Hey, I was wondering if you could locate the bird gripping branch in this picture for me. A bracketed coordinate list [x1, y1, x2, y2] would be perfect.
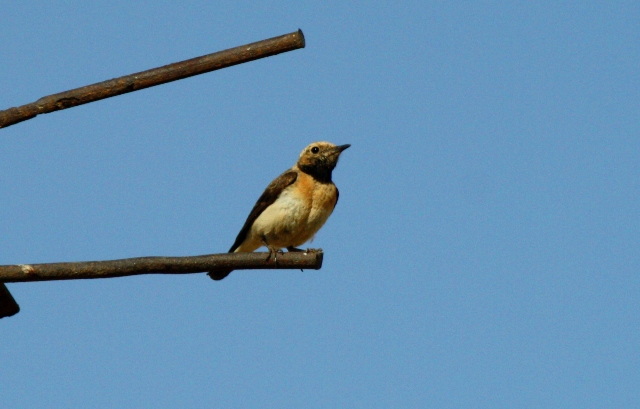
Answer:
[208, 141, 350, 280]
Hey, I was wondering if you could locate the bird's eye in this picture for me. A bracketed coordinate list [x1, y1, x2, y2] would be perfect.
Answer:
[311, 146, 319, 154]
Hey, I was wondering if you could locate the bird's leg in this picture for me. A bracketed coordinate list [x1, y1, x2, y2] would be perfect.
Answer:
[262, 236, 283, 265]
[269, 246, 283, 265]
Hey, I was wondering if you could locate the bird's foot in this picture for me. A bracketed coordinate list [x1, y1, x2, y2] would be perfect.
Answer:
[266, 245, 284, 265]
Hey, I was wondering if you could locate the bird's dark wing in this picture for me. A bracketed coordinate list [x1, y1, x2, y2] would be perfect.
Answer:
[334, 186, 340, 209]
[228, 169, 298, 252]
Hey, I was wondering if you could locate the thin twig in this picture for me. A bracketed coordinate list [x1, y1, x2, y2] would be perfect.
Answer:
[0, 29, 305, 129]
[0, 250, 323, 283]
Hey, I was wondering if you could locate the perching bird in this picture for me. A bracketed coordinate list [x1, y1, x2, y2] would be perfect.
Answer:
[208, 141, 350, 280]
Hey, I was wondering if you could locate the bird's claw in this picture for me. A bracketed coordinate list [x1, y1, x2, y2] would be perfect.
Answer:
[266, 246, 284, 265]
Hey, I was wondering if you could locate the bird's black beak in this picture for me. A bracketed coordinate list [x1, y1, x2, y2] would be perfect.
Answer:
[335, 144, 351, 153]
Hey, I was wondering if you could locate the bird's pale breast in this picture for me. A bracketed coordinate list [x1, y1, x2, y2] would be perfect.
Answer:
[239, 171, 337, 251]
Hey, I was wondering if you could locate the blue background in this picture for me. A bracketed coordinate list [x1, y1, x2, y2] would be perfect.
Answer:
[1, 2, 638, 407]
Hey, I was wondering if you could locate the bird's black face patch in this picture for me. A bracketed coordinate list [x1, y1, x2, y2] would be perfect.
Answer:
[298, 142, 350, 183]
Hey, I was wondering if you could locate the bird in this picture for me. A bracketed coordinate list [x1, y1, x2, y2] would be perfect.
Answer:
[208, 141, 350, 280]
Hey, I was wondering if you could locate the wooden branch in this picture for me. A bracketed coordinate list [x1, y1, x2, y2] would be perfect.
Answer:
[0, 283, 20, 319]
[0, 250, 323, 318]
[0, 29, 305, 129]
[0, 250, 323, 283]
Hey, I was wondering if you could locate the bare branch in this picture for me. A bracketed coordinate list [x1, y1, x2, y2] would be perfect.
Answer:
[0, 29, 305, 129]
[0, 250, 323, 318]
[0, 250, 323, 283]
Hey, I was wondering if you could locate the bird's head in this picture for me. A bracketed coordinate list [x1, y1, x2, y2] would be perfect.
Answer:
[297, 141, 350, 182]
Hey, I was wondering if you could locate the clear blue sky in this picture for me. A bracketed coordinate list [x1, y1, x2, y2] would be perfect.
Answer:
[1, 2, 638, 407]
